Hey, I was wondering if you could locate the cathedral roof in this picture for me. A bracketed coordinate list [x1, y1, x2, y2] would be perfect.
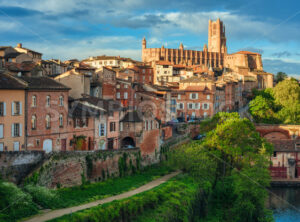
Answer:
[233, 51, 260, 55]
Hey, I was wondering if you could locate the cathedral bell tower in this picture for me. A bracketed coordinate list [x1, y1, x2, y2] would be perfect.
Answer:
[208, 19, 227, 54]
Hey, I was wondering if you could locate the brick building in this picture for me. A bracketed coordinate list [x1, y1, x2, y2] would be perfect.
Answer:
[20, 76, 70, 152]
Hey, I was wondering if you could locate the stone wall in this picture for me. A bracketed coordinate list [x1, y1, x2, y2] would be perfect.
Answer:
[0, 148, 147, 188]
[0, 151, 46, 184]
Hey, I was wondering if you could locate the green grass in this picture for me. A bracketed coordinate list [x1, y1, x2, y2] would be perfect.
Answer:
[1, 164, 173, 222]
[49, 174, 200, 222]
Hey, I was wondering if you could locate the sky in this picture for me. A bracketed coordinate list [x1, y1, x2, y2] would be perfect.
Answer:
[0, 0, 300, 78]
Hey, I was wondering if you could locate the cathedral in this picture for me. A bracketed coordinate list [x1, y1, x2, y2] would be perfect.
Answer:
[142, 19, 263, 72]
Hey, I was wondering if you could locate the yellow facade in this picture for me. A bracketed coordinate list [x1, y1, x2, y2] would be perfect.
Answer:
[0, 89, 26, 151]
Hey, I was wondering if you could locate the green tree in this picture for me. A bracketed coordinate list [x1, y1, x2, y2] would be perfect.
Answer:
[249, 95, 278, 123]
[273, 79, 300, 124]
[275, 72, 287, 83]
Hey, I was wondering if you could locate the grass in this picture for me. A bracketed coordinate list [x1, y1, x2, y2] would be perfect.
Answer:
[49, 174, 200, 222]
[0, 164, 173, 222]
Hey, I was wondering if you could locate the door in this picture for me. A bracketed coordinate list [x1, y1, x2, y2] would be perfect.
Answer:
[13, 142, 19, 151]
[61, 139, 66, 151]
[43, 139, 52, 153]
[108, 138, 114, 150]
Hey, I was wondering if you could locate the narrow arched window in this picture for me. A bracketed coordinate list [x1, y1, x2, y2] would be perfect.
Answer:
[59, 96, 64, 107]
[46, 114, 51, 129]
[59, 114, 63, 127]
[31, 115, 36, 130]
[46, 96, 51, 107]
[32, 96, 37, 107]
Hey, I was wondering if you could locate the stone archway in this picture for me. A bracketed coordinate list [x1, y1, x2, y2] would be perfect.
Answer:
[121, 137, 135, 148]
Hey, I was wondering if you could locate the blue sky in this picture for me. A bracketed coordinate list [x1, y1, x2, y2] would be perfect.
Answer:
[0, 0, 300, 77]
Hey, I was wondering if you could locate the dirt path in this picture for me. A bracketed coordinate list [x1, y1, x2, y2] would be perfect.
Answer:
[24, 171, 181, 222]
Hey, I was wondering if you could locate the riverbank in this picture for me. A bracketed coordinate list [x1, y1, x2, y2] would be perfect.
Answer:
[271, 179, 300, 187]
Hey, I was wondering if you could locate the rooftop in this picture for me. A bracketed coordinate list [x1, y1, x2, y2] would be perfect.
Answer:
[19, 76, 70, 91]
[0, 72, 27, 89]
[120, 111, 143, 122]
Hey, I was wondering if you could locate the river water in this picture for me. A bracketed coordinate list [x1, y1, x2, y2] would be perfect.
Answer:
[268, 187, 300, 221]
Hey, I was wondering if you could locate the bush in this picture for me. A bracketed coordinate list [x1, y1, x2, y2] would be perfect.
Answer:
[0, 180, 38, 221]
[24, 184, 60, 209]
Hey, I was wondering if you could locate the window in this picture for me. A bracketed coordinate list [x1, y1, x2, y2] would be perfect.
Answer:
[177, 103, 184, 110]
[124, 84, 128, 89]
[195, 103, 200, 110]
[0, 124, 3, 138]
[149, 76, 152, 81]
[110, 122, 116, 132]
[46, 114, 51, 129]
[273, 152, 277, 157]
[31, 115, 37, 130]
[124, 92, 128, 99]
[120, 122, 123, 131]
[171, 107, 176, 113]
[116, 84, 120, 89]
[188, 103, 194, 110]
[0, 143, 3, 151]
[207, 95, 210, 100]
[116, 92, 120, 99]
[190, 93, 198, 100]
[178, 94, 181, 100]
[32, 96, 36, 107]
[142, 69, 145, 74]
[171, 99, 176, 105]
[36, 139, 40, 147]
[99, 123, 106, 136]
[46, 96, 50, 107]
[12, 102, 21, 115]
[142, 76, 145, 81]
[59, 96, 64, 106]
[59, 114, 63, 127]
[134, 93, 137, 99]
[12, 123, 21, 137]
[0, 102, 5, 116]
[203, 103, 209, 110]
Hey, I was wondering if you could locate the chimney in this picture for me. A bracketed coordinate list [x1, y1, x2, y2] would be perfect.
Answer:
[17, 43, 22, 48]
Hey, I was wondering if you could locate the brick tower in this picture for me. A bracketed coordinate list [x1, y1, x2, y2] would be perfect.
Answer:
[208, 19, 227, 53]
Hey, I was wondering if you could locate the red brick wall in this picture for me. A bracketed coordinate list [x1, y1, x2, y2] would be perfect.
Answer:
[26, 90, 69, 151]
[162, 126, 172, 140]
[140, 129, 159, 155]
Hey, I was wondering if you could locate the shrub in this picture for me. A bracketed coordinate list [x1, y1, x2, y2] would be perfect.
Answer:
[0, 180, 38, 221]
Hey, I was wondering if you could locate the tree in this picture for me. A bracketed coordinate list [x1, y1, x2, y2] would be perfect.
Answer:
[273, 79, 300, 124]
[249, 95, 279, 123]
[275, 72, 287, 83]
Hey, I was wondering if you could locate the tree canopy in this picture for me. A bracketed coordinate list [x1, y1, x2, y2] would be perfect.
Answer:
[249, 79, 300, 124]
[171, 112, 273, 222]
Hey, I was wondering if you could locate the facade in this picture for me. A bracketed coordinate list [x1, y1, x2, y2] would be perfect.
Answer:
[0, 73, 27, 151]
[55, 69, 91, 99]
[20, 77, 70, 152]
[256, 125, 300, 179]
[40, 59, 68, 77]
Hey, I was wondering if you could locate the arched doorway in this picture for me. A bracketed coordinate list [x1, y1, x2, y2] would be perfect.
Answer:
[43, 139, 52, 153]
[121, 137, 135, 148]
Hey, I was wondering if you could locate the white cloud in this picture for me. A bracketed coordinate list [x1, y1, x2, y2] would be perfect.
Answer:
[22, 35, 142, 61]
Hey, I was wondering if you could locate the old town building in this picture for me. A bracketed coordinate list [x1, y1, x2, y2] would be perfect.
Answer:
[0, 73, 27, 151]
[20, 76, 70, 152]
[14, 43, 42, 63]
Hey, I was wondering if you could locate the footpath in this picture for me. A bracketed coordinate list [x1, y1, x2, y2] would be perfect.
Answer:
[24, 171, 181, 222]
